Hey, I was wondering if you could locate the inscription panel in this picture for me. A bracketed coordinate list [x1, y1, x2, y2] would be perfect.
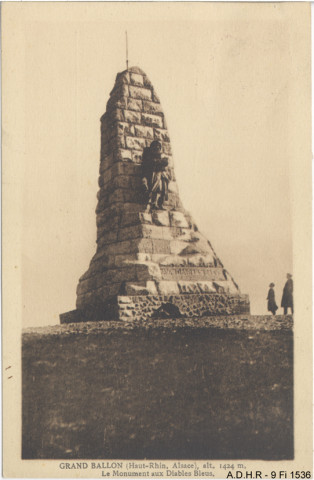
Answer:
[160, 266, 225, 281]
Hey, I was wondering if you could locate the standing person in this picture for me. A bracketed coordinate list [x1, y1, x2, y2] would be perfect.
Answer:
[281, 273, 294, 315]
[267, 283, 278, 315]
[141, 141, 171, 211]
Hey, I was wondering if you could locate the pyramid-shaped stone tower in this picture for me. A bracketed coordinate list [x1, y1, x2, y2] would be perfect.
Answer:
[60, 67, 250, 323]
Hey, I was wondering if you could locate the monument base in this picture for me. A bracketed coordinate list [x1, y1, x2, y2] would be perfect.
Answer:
[60, 293, 250, 324]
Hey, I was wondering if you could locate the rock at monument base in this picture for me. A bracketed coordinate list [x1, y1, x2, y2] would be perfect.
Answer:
[60, 292, 250, 324]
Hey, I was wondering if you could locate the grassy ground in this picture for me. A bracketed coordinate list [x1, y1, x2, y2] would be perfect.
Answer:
[22, 322, 293, 460]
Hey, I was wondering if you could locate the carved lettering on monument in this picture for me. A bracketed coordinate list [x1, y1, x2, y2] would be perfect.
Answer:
[160, 266, 225, 281]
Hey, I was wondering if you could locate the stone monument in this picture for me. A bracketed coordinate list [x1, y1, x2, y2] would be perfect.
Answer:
[60, 66, 250, 323]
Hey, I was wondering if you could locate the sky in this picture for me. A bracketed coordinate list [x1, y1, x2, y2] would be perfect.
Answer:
[2, 3, 310, 327]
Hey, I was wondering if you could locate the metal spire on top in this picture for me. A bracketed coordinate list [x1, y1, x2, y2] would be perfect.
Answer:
[125, 31, 129, 71]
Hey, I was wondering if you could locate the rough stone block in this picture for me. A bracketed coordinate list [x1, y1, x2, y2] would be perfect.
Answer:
[130, 73, 144, 86]
[97, 282, 121, 298]
[76, 291, 94, 309]
[91, 254, 115, 270]
[132, 150, 143, 163]
[115, 162, 141, 176]
[117, 296, 132, 304]
[117, 122, 135, 136]
[152, 211, 170, 227]
[99, 154, 114, 173]
[165, 192, 180, 209]
[141, 113, 163, 128]
[123, 190, 142, 204]
[109, 135, 125, 150]
[174, 253, 215, 267]
[100, 117, 109, 133]
[95, 196, 108, 214]
[110, 108, 124, 122]
[124, 110, 141, 124]
[125, 283, 149, 295]
[168, 165, 175, 178]
[110, 83, 129, 99]
[170, 211, 189, 228]
[113, 253, 139, 267]
[129, 85, 152, 101]
[112, 175, 134, 190]
[120, 211, 152, 227]
[120, 202, 144, 214]
[167, 181, 178, 195]
[145, 138, 153, 148]
[135, 238, 153, 254]
[127, 98, 142, 112]
[154, 128, 170, 142]
[149, 238, 171, 254]
[128, 66, 146, 75]
[152, 90, 160, 103]
[97, 187, 107, 201]
[179, 281, 216, 294]
[98, 175, 105, 188]
[59, 309, 81, 324]
[97, 229, 119, 247]
[106, 95, 128, 111]
[100, 140, 111, 157]
[120, 212, 140, 227]
[109, 189, 125, 204]
[146, 280, 158, 294]
[162, 142, 172, 155]
[170, 239, 189, 255]
[120, 310, 133, 318]
[125, 281, 158, 295]
[105, 240, 133, 255]
[140, 212, 153, 224]
[157, 281, 180, 295]
[118, 224, 142, 242]
[130, 176, 142, 190]
[136, 263, 162, 282]
[98, 267, 137, 286]
[142, 224, 173, 241]
[97, 216, 120, 237]
[126, 136, 146, 151]
[114, 149, 133, 162]
[224, 280, 239, 294]
[114, 71, 130, 87]
[76, 276, 98, 296]
[142, 100, 163, 115]
[134, 125, 154, 139]
[137, 252, 152, 262]
[155, 254, 185, 266]
[100, 112, 107, 123]
[167, 227, 182, 240]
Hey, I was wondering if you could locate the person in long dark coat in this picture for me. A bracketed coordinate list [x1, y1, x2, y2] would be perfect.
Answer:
[141, 141, 171, 210]
[267, 283, 278, 315]
[281, 273, 293, 315]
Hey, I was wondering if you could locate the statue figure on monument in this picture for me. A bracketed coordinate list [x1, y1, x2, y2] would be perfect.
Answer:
[141, 140, 171, 210]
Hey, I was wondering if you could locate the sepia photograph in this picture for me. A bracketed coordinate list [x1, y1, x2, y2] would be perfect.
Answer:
[2, 2, 312, 477]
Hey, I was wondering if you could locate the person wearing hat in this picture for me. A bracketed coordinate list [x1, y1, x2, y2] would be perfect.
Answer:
[281, 273, 294, 315]
[267, 283, 278, 315]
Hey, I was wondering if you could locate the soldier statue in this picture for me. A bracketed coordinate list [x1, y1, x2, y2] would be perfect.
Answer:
[141, 140, 171, 210]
